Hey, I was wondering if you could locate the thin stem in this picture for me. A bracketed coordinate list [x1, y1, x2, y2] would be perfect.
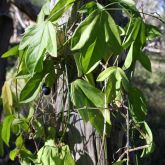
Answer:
[118, 145, 149, 161]
[126, 106, 130, 165]
[97, 64, 108, 165]
[60, 64, 70, 143]
[139, 11, 165, 24]
[104, 2, 120, 8]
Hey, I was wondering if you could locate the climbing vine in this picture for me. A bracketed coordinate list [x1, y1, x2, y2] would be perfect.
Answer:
[0, 0, 162, 164]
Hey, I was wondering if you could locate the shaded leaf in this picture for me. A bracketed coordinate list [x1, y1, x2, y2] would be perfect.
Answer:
[19, 73, 44, 103]
[141, 122, 155, 157]
[112, 159, 127, 165]
[138, 52, 152, 72]
[128, 88, 147, 122]
[0, 124, 4, 157]
[71, 79, 111, 135]
[145, 24, 161, 40]
[1, 115, 15, 146]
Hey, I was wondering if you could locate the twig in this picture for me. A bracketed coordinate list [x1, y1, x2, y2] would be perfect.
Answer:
[139, 11, 165, 24]
[118, 145, 149, 161]
[126, 105, 130, 165]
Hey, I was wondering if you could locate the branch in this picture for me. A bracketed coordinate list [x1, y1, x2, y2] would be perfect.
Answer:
[10, 0, 40, 21]
[118, 145, 149, 161]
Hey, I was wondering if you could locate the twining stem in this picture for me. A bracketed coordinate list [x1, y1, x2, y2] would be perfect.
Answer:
[126, 106, 130, 165]
[97, 64, 108, 165]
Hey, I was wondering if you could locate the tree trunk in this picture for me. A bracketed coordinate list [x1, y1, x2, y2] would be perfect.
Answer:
[0, 0, 13, 114]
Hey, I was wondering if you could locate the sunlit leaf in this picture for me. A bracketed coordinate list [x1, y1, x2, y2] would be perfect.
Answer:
[97, 67, 117, 82]
[9, 148, 19, 161]
[71, 10, 99, 50]
[47, 22, 57, 57]
[72, 9, 122, 73]
[48, 0, 75, 22]
[1, 45, 19, 58]
[37, 140, 75, 165]
[123, 42, 134, 70]
[16, 134, 23, 148]
[1, 81, 13, 115]
[122, 18, 141, 48]
[19, 21, 57, 73]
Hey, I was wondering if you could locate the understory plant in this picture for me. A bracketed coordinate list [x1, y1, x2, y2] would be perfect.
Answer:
[0, 0, 162, 164]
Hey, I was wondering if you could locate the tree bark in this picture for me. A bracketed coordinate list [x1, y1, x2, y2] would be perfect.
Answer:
[0, 0, 13, 111]
[10, 0, 40, 21]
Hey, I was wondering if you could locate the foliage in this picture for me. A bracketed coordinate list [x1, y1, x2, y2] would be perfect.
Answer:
[0, 0, 161, 164]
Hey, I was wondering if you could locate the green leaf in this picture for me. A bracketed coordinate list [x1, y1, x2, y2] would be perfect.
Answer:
[48, 0, 75, 22]
[1, 115, 15, 146]
[112, 159, 127, 165]
[74, 79, 104, 108]
[19, 21, 57, 73]
[16, 134, 23, 148]
[9, 148, 19, 161]
[1, 45, 19, 58]
[71, 10, 99, 51]
[128, 88, 147, 122]
[64, 152, 75, 165]
[37, 2, 50, 23]
[140, 20, 146, 46]
[114, 0, 139, 16]
[145, 24, 161, 40]
[140, 122, 155, 157]
[123, 18, 141, 48]
[79, 1, 98, 14]
[0, 124, 4, 157]
[46, 22, 57, 57]
[1, 81, 13, 115]
[97, 67, 117, 81]
[97, 67, 130, 103]
[123, 42, 134, 70]
[117, 0, 136, 6]
[71, 79, 111, 135]
[20, 72, 44, 103]
[72, 9, 122, 73]
[24, 22, 48, 73]
[138, 52, 152, 72]
[37, 140, 75, 165]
